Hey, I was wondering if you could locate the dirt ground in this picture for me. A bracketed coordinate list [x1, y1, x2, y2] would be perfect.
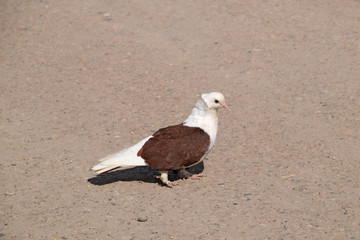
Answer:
[1, 0, 360, 239]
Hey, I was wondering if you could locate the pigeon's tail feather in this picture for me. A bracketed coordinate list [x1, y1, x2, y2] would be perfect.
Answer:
[91, 161, 121, 175]
[91, 136, 152, 175]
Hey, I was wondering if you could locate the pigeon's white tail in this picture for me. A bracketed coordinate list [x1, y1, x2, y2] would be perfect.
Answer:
[91, 136, 151, 174]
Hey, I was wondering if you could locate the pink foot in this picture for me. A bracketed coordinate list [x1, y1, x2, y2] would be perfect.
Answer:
[189, 173, 203, 180]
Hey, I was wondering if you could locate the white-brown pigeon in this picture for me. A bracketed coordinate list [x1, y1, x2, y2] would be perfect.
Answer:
[91, 92, 228, 187]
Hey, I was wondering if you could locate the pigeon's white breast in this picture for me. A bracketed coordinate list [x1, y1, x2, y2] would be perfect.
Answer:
[183, 109, 219, 151]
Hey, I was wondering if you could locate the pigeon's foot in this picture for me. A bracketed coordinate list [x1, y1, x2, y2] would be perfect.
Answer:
[156, 171, 174, 188]
[189, 173, 203, 180]
[178, 168, 203, 180]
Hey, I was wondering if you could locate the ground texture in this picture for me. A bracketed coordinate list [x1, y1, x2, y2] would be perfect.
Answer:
[1, 0, 360, 239]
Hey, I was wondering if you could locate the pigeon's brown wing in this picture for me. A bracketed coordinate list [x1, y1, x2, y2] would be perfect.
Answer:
[137, 124, 210, 170]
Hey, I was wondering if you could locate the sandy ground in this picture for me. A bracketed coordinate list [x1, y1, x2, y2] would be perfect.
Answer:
[1, 0, 360, 239]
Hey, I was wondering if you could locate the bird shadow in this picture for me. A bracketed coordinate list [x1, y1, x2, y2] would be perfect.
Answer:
[87, 161, 204, 186]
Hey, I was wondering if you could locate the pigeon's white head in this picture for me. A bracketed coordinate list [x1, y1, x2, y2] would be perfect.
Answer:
[201, 92, 228, 110]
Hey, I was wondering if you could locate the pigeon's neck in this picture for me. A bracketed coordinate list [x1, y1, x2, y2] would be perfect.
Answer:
[183, 99, 219, 149]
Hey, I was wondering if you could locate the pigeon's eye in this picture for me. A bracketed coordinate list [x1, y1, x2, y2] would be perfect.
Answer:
[214, 99, 219, 103]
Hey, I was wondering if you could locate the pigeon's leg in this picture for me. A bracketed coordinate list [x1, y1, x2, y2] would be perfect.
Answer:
[178, 168, 203, 180]
[178, 168, 192, 179]
[157, 171, 173, 188]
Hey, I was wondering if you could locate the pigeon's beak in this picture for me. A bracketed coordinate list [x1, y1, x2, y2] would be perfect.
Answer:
[222, 103, 229, 109]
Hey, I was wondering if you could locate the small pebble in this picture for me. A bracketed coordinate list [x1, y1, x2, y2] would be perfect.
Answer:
[137, 216, 148, 222]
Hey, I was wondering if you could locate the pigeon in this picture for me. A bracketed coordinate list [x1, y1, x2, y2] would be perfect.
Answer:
[91, 92, 228, 187]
